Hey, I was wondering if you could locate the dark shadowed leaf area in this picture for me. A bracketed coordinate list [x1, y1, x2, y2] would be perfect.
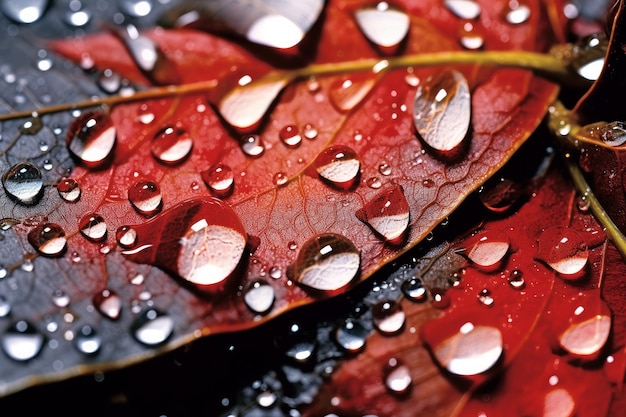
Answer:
[0, 0, 625, 416]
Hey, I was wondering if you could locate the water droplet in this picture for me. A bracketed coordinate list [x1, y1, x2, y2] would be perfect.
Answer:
[1, 320, 45, 361]
[356, 184, 410, 244]
[121, 197, 247, 287]
[240, 134, 265, 157]
[0, 218, 19, 230]
[432, 287, 451, 309]
[303, 123, 318, 139]
[116, 225, 138, 249]
[404, 69, 419, 87]
[274, 323, 316, 363]
[598, 121, 626, 147]
[334, 318, 368, 353]
[79, 213, 108, 242]
[503, 0, 531, 24]
[52, 289, 70, 307]
[414, 69, 470, 154]
[479, 178, 525, 213]
[93, 289, 122, 320]
[131, 308, 173, 346]
[383, 357, 412, 395]
[378, 162, 392, 176]
[354, 2, 410, 50]
[202, 163, 234, 198]
[21, 259, 34, 272]
[571, 34, 607, 81]
[97, 69, 122, 93]
[536, 227, 588, 278]
[314, 145, 361, 189]
[74, 325, 102, 355]
[243, 279, 275, 315]
[422, 178, 435, 188]
[291, 233, 360, 292]
[2, 162, 43, 205]
[576, 195, 590, 213]
[128, 179, 162, 216]
[477, 288, 494, 307]
[559, 314, 610, 358]
[28, 223, 67, 257]
[118, 0, 153, 17]
[464, 231, 510, 270]
[66, 111, 116, 168]
[329, 74, 377, 112]
[273, 172, 288, 186]
[57, 177, 81, 202]
[279, 125, 302, 148]
[544, 388, 575, 417]
[64, 2, 91, 27]
[507, 269, 525, 289]
[366, 177, 382, 189]
[459, 22, 484, 50]
[19, 115, 43, 134]
[0, 0, 48, 23]
[269, 266, 282, 279]
[444, 0, 481, 19]
[401, 277, 427, 302]
[0, 295, 11, 317]
[372, 300, 405, 335]
[431, 323, 503, 375]
[152, 126, 193, 164]
[256, 389, 277, 408]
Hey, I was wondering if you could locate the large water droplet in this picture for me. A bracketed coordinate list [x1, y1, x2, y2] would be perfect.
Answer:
[401, 277, 427, 302]
[334, 318, 368, 353]
[572, 34, 606, 81]
[74, 325, 102, 355]
[383, 357, 412, 395]
[291, 233, 360, 292]
[152, 126, 193, 164]
[1, 320, 45, 361]
[128, 179, 162, 216]
[240, 134, 265, 158]
[354, 2, 410, 50]
[66, 111, 116, 168]
[329, 74, 378, 112]
[479, 178, 526, 213]
[0, 0, 48, 23]
[121, 197, 248, 287]
[463, 231, 510, 270]
[356, 184, 409, 244]
[536, 227, 588, 278]
[431, 323, 503, 376]
[57, 177, 81, 202]
[79, 213, 107, 242]
[372, 300, 405, 335]
[2, 162, 43, 205]
[444, 0, 481, 19]
[28, 223, 67, 257]
[559, 314, 610, 358]
[314, 145, 361, 190]
[116, 225, 138, 249]
[579, 121, 626, 147]
[202, 163, 234, 198]
[243, 279, 275, 315]
[93, 288, 122, 320]
[131, 308, 174, 346]
[279, 124, 302, 148]
[413, 69, 470, 154]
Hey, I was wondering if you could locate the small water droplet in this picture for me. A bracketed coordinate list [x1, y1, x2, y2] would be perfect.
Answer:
[366, 177, 382, 189]
[52, 289, 70, 307]
[288, 241, 297, 251]
[279, 124, 302, 148]
[329, 74, 377, 112]
[378, 162, 392, 176]
[64, 2, 91, 27]
[256, 389, 277, 408]
[459, 22, 484, 50]
[269, 266, 282, 279]
[97, 69, 122, 93]
[507, 269, 525, 289]
[536, 227, 588, 278]
[121, 197, 247, 287]
[401, 277, 427, 302]
[240, 134, 265, 157]
[477, 288, 494, 307]
[444, 0, 481, 19]
[28, 223, 67, 257]
[202, 163, 234, 198]
[66, 111, 116, 168]
[303, 123, 318, 140]
[404, 68, 419, 87]
[1, 218, 20, 230]
[503, 0, 531, 24]
[414, 69, 470, 154]
[2, 162, 43, 205]
[79, 213, 108, 242]
[93, 289, 122, 320]
[273, 172, 288, 186]
[354, 2, 410, 50]
[432, 287, 451, 309]
[274, 323, 316, 363]
[576, 195, 590, 213]
[19, 115, 43, 135]
[57, 177, 81, 202]
[0, 0, 48, 23]
[383, 357, 412, 395]
[422, 178, 435, 188]
[74, 325, 102, 355]
[116, 225, 138, 249]
[356, 184, 410, 244]
[464, 231, 510, 270]
[118, 0, 153, 17]
[152, 126, 193, 164]
[334, 318, 368, 353]
[128, 179, 162, 216]
[21, 259, 34, 272]
[131, 308, 173, 346]
[0, 295, 11, 317]
[314, 145, 361, 189]
[243, 279, 275, 315]
[292, 233, 360, 292]
[372, 300, 405, 335]
[1, 320, 45, 361]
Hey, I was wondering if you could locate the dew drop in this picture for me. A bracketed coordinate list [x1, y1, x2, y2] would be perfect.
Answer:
[544, 388, 575, 417]
[329, 74, 377, 112]
[151, 126, 193, 164]
[121, 197, 247, 287]
[432, 287, 451, 309]
[66, 111, 116, 168]
[464, 231, 510, 270]
[559, 314, 610, 358]
[303, 123, 318, 140]
[79, 213, 108, 242]
[93, 288, 122, 320]
[279, 124, 302, 148]
[573, 34, 606, 81]
[479, 178, 525, 213]
[118, 0, 153, 17]
[383, 357, 412, 395]
[240, 134, 265, 157]
[52, 289, 70, 307]
[354, 2, 410, 50]
[404, 69, 419, 87]
[598, 121, 626, 147]
[202, 163, 234, 198]
[401, 277, 427, 302]
[459, 22, 484, 50]
[28, 223, 67, 257]
[64, 3, 91, 27]
[273, 172, 288, 186]
[314, 145, 361, 189]
[128, 179, 162, 216]
[356, 184, 410, 244]
[274, 323, 316, 363]
[431, 323, 503, 376]
[503, 0, 531, 24]
[97, 69, 122, 94]
[366, 177, 382, 189]
[576, 195, 590, 213]
[334, 318, 368, 353]
[131, 308, 173, 346]
[2, 162, 43, 205]
[0, 218, 19, 230]
[256, 389, 277, 408]
[19, 115, 43, 135]
[477, 288, 494, 307]
[378, 162, 392, 176]
[0, 295, 11, 317]
[0, 0, 48, 23]
[507, 269, 525, 289]
[269, 266, 282, 279]
[536, 227, 588, 278]
[1, 320, 45, 361]
[414, 69, 470, 154]
[243, 279, 275, 315]
[116, 225, 138, 249]
[422, 178, 435, 188]
[57, 177, 81, 203]
[74, 325, 102, 355]
[444, 0, 481, 19]
[372, 300, 405, 335]
[291, 233, 360, 292]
